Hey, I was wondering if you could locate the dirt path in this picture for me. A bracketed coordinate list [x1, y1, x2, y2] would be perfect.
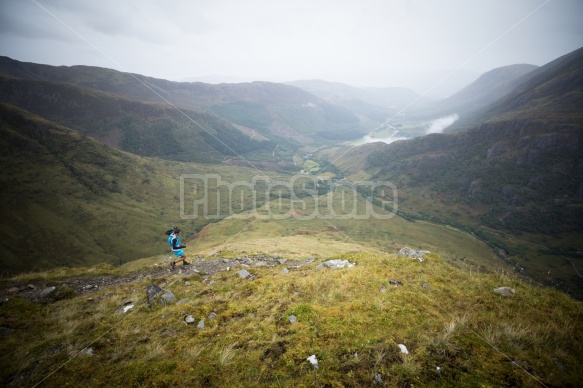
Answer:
[2, 255, 307, 303]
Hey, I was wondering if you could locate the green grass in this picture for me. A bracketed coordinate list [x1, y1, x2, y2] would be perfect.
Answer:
[1, 252, 581, 386]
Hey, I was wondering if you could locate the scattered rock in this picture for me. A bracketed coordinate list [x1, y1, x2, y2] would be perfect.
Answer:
[0, 297, 9, 305]
[7, 287, 19, 294]
[494, 287, 515, 296]
[374, 373, 383, 384]
[398, 248, 429, 262]
[146, 284, 164, 304]
[208, 312, 218, 320]
[307, 354, 319, 369]
[288, 314, 297, 324]
[380, 286, 387, 293]
[389, 279, 403, 287]
[238, 269, 251, 279]
[208, 280, 217, 286]
[321, 260, 354, 269]
[82, 347, 94, 356]
[161, 328, 177, 337]
[253, 261, 267, 267]
[116, 304, 134, 314]
[27, 284, 36, 290]
[398, 344, 409, 354]
[161, 291, 177, 304]
[197, 319, 205, 329]
[40, 286, 56, 298]
[184, 315, 195, 324]
[176, 298, 190, 305]
[281, 268, 289, 274]
[315, 264, 324, 271]
[277, 258, 287, 265]
[421, 283, 430, 288]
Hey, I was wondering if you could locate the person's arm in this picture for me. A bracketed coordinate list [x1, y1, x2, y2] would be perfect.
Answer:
[172, 237, 186, 250]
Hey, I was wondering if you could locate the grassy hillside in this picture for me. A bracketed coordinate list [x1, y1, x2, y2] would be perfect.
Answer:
[0, 103, 279, 272]
[1, 251, 581, 386]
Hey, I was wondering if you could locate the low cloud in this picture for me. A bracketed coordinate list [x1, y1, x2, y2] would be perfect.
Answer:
[425, 113, 459, 134]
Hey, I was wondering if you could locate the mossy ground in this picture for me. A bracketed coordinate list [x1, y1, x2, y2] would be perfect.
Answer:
[1, 252, 581, 387]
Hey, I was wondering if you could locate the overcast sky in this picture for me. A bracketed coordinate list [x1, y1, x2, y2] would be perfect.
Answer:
[1, 0, 582, 94]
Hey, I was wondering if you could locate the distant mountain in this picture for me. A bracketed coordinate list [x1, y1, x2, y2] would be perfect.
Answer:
[287, 79, 427, 123]
[407, 64, 538, 123]
[0, 57, 369, 143]
[0, 76, 272, 163]
[474, 47, 583, 123]
[363, 47, 583, 236]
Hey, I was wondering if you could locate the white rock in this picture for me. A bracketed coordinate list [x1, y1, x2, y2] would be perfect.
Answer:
[322, 260, 354, 269]
[184, 315, 195, 324]
[307, 354, 318, 369]
[398, 344, 409, 354]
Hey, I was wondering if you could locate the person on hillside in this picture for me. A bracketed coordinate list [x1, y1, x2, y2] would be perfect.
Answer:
[169, 228, 189, 268]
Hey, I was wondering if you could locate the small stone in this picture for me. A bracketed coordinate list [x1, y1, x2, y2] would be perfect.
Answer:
[177, 298, 190, 305]
[208, 312, 218, 320]
[277, 258, 287, 265]
[116, 304, 134, 313]
[7, 287, 19, 294]
[40, 286, 56, 298]
[288, 314, 297, 324]
[83, 347, 94, 356]
[315, 264, 324, 270]
[184, 315, 195, 324]
[197, 319, 205, 329]
[494, 287, 515, 296]
[161, 291, 177, 304]
[281, 268, 290, 274]
[422, 283, 429, 288]
[380, 286, 387, 293]
[398, 344, 409, 354]
[27, 284, 36, 290]
[322, 259, 354, 269]
[208, 280, 217, 286]
[389, 279, 403, 287]
[374, 373, 383, 384]
[238, 269, 251, 279]
[307, 354, 318, 369]
[146, 284, 163, 304]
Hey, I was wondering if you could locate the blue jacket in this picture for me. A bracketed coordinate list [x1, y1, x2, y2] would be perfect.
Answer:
[168, 234, 185, 251]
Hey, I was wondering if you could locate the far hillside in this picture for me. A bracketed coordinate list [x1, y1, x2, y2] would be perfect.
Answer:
[0, 56, 370, 144]
[0, 76, 273, 163]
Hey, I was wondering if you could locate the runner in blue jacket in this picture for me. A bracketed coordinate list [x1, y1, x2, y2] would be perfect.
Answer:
[168, 228, 189, 269]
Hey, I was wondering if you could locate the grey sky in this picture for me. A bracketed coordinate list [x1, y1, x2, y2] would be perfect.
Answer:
[1, 0, 582, 94]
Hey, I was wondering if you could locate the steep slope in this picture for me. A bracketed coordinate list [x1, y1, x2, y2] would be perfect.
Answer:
[408, 64, 538, 122]
[0, 57, 368, 143]
[0, 103, 267, 272]
[0, 76, 274, 163]
[474, 46, 583, 122]
[337, 47, 583, 298]
[364, 47, 583, 233]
